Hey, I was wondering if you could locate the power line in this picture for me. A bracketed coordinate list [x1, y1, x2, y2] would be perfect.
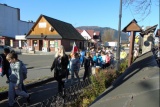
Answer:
[129, 5, 135, 19]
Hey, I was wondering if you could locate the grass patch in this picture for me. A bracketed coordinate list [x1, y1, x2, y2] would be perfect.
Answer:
[0, 86, 8, 92]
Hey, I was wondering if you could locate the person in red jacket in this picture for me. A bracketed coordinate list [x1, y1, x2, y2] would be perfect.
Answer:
[105, 52, 111, 67]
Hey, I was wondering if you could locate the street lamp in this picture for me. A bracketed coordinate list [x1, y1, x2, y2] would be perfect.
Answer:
[116, 0, 122, 73]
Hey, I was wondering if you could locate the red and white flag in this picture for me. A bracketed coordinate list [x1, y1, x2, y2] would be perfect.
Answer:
[72, 42, 78, 53]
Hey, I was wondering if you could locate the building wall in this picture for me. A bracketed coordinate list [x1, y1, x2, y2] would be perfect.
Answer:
[18, 21, 33, 35]
[81, 30, 91, 40]
[0, 3, 34, 47]
[0, 4, 18, 37]
[30, 17, 59, 36]
[58, 40, 84, 52]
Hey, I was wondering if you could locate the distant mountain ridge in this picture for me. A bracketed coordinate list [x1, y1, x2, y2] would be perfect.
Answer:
[76, 26, 129, 42]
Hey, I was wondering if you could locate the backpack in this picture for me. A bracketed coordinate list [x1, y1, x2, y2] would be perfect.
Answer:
[21, 61, 27, 80]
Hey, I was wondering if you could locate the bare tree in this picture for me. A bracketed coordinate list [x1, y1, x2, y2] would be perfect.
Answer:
[102, 29, 115, 43]
[123, 0, 159, 21]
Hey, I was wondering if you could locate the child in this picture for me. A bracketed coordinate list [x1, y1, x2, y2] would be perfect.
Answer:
[105, 52, 111, 68]
[70, 53, 80, 85]
[83, 52, 93, 80]
[92, 53, 98, 67]
[6, 52, 30, 107]
[79, 49, 85, 67]
[101, 51, 106, 69]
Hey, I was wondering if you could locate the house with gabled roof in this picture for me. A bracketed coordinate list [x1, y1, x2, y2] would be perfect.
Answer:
[77, 29, 100, 48]
[26, 14, 85, 52]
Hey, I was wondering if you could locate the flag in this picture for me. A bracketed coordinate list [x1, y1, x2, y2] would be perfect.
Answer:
[72, 42, 78, 53]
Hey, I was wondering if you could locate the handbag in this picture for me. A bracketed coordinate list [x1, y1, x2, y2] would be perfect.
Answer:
[54, 62, 66, 79]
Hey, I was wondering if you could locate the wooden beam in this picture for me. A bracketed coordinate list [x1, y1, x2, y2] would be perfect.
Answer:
[128, 31, 136, 66]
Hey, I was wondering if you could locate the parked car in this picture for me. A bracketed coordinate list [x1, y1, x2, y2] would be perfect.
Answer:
[0, 45, 14, 54]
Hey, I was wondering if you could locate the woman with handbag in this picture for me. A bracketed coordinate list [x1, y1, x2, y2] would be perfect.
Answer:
[50, 45, 69, 93]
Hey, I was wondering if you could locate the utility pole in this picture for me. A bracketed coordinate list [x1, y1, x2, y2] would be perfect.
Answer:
[159, 0, 160, 29]
[116, 0, 122, 73]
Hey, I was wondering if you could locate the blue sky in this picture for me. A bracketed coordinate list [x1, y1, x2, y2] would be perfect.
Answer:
[1, 0, 159, 30]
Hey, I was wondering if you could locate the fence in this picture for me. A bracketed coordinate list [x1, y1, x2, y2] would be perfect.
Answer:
[17, 79, 91, 107]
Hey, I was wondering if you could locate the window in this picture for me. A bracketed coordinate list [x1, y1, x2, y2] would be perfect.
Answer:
[50, 41, 54, 47]
[33, 40, 37, 46]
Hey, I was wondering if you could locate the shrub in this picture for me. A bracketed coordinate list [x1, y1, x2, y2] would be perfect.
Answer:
[69, 59, 128, 107]
[70, 69, 118, 107]
[119, 58, 128, 74]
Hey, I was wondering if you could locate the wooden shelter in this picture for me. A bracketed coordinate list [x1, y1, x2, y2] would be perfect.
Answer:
[26, 14, 85, 52]
[122, 19, 142, 66]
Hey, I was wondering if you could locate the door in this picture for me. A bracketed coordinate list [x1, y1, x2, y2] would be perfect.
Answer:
[39, 40, 43, 51]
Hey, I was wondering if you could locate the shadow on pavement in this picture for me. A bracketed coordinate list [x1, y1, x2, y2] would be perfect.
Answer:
[0, 77, 81, 107]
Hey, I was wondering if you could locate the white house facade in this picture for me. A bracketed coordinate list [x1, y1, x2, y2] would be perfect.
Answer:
[81, 30, 92, 40]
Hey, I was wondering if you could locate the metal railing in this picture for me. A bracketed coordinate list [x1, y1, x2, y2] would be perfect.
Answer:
[19, 79, 91, 107]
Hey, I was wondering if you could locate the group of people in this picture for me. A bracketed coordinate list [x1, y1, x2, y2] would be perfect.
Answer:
[50, 45, 81, 93]
[0, 48, 30, 107]
[50, 45, 116, 94]
[0, 45, 115, 106]
[80, 47, 115, 69]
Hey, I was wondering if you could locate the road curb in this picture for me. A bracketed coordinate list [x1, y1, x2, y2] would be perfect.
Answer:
[0, 77, 54, 101]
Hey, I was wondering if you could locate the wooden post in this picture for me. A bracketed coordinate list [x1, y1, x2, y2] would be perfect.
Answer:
[122, 19, 142, 67]
[128, 31, 136, 66]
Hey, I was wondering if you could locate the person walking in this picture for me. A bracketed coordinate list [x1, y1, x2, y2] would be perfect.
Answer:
[101, 51, 106, 69]
[134, 48, 139, 59]
[70, 52, 80, 85]
[79, 49, 85, 67]
[6, 52, 30, 107]
[83, 52, 93, 80]
[50, 45, 69, 93]
[105, 52, 111, 68]
[0, 48, 11, 83]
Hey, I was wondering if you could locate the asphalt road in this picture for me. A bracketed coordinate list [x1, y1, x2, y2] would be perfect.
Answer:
[0, 53, 86, 106]
[0, 54, 55, 87]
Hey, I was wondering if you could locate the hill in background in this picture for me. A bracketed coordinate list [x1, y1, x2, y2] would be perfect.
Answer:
[76, 26, 129, 42]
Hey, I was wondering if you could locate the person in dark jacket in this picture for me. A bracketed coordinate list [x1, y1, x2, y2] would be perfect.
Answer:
[51, 45, 69, 93]
[83, 52, 93, 81]
[1, 48, 11, 83]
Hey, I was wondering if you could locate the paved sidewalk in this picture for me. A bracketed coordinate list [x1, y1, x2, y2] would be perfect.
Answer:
[0, 67, 84, 107]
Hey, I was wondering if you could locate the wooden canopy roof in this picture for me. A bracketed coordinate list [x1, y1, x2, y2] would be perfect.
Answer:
[122, 19, 142, 32]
